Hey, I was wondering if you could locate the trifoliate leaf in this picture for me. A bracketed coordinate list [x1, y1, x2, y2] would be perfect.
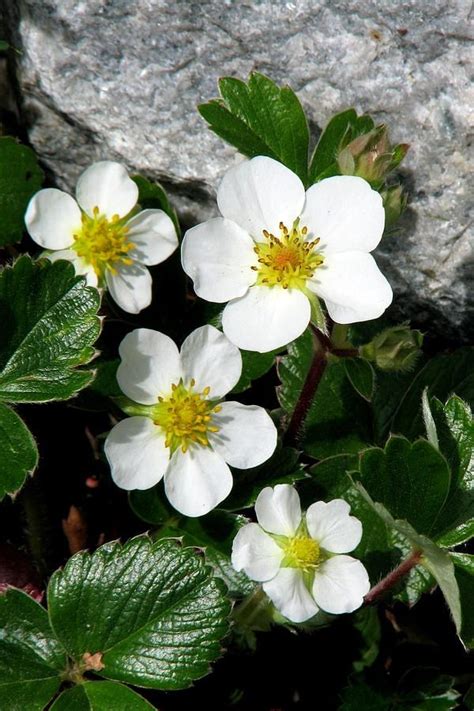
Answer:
[0, 403, 38, 499]
[0, 588, 66, 711]
[340, 672, 459, 710]
[0, 137, 44, 246]
[358, 436, 451, 537]
[0, 256, 101, 403]
[47, 536, 231, 690]
[49, 681, 155, 710]
[278, 330, 372, 457]
[199, 73, 310, 184]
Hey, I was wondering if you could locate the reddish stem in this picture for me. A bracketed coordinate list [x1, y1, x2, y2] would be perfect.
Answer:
[284, 329, 329, 446]
[364, 550, 423, 605]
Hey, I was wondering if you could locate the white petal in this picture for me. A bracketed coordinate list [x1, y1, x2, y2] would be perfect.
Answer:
[117, 328, 182, 404]
[181, 217, 257, 303]
[76, 161, 138, 219]
[312, 555, 370, 614]
[180, 325, 242, 399]
[255, 484, 301, 537]
[105, 262, 152, 314]
[231, 523, 283, 582]
[263, 568, 319, 623]
[126, 209, 178, 266]
[217, 156, 305, 239]
[222, 285, 311, 353]
[210, 401, 277, 469]
[309, 252, 392, 324]
[47, 249, 98, 286]
[301, 176, 385, 254]
[25, 188, 80, 249]
[306, 499, 362, 554]
[164, 447, 233, 517]
[104, 416, 169, 490]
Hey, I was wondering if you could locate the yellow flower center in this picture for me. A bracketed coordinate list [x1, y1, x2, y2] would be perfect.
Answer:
[152, 379, 221, 453]
[252, 220, 324, 290]
[72, 206, 136, 279]
[284, 536, 321, 570]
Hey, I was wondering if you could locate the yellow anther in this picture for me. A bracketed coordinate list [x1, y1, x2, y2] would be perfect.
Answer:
[253, 219, 324, 290]
[151, 380, 220, 454]
[284, 536, 320, 570]
[72, 206, 135, 280]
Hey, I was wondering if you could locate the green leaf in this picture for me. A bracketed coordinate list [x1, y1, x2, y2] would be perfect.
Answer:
[48, 536, 231, 690]
[358, 436, 451, 537]
[356, 484, 462, 635]
[50, 681, 155, 710]
[129, 485, 174, 525]
[352, 607, 381, 672]
[0, 137, 44, 246]
[344, 357, 376, 402]
[0, 588, 66, 711]
[132, 175, 180, 238]
[423, 394, 474, 544]
[340, 673, 459, 710]
[225, 445, 306, 510]
[88, 358, 121, 399]
[0, 256, 101, 403]
[304, 455, 393, 582]
[308, 108, 356, 183]
[199, 73, 309, 184]
[155, 510, 255, 598]
[451, 553, 474, 649]
[0, 403, 38, 499]
[232, 348, 279, 393]
[392, 348, 474, 440]
[278, 330, 372, 457]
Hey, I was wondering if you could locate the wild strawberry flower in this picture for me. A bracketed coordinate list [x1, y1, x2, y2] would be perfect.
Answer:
[232, 484, 370, 623]
[25, 161, 178, 313]
[182, 156, 392, 352]
[104, 325, 278, 517]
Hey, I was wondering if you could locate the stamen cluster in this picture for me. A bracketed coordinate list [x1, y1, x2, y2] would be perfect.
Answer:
[73, 206, 136, 278]
[153, 378, 221, 453]
[252, 220, 324, 290]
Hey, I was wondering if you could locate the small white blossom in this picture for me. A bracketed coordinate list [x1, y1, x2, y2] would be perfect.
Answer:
[25, 161, 178, 313]
[182, 156, 392, 352]
[232, 484, 370, 623]
[104, 325, 278, 517]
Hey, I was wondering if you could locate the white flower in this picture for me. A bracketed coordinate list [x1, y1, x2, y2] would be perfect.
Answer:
[104, 325, 278, 517]
[232, 484, 370, 623]
[25, 161, 178, 313]
[182, 156, 392, 352]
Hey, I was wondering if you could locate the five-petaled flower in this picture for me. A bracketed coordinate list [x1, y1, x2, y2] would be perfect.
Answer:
[182, 156, 392, 352]
[104, 325, 278, 517]
[232, 484, 370, 623]
[25, 161, 178, 313]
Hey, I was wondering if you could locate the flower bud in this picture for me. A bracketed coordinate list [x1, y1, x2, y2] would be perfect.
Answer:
[337, 124, 409, 187]
[361, 324, 423, 372]
[381, 184, 408, 227]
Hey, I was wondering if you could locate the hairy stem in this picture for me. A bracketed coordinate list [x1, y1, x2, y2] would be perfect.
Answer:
[364, 550, 423, 605]
[284, 328, 329, 446]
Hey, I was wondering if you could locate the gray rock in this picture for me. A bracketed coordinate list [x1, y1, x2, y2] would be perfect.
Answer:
[2, 0, 473, 339]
